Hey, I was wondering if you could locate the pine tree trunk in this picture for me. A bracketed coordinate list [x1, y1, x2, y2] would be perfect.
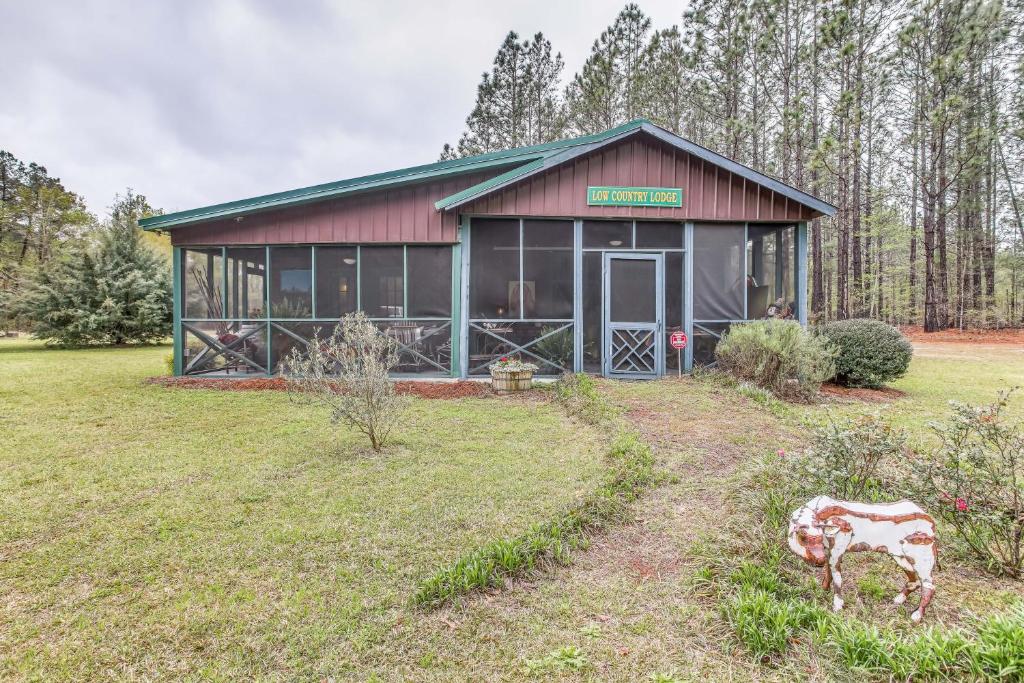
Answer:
[850, 0, 865, 317]
[909, 101, 920, 323]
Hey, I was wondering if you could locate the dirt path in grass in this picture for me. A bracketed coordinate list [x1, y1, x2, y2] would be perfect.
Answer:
[397, 378, 809, 682]
[596, 377, 800, 570]
[505, 378, 808, 680]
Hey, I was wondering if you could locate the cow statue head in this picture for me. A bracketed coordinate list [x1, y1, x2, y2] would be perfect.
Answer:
[788, 501, 827, 567]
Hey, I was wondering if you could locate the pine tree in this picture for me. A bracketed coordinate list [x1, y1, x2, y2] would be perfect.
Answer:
[92, 191, 172, 344]
[636, 27, 691, 135]
[11, 190, 171, 345]
[563, 3, 652, 135]
[442, 31, 564, 158]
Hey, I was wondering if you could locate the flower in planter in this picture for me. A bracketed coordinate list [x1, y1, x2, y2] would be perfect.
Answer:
[489, 356, 539, 373]
[955, 497, 969, 513]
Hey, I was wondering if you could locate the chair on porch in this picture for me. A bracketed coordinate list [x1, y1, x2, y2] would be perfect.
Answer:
[385, 324, 425, 372]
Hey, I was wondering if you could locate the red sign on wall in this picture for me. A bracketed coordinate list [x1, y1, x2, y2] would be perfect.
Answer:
[669, 331, 688, 349]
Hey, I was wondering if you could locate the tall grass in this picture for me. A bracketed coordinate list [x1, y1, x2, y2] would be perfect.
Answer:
[708, 454, 1024, 680]
[413, 379, 655, 607]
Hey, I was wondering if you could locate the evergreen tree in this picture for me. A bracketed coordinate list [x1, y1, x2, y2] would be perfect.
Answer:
[437, 0, 1022, 329]
[563, 3, 652, 135]
[11, 190, 171, 345]
[442, 31, 564, 158]
[636, 27, 691, 135]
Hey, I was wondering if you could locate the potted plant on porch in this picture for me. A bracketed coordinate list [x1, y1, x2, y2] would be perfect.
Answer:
[489, 356, 538, 392]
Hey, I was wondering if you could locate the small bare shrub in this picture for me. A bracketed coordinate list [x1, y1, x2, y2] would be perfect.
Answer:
[788, 413, 908, 500]
[915, 391, 1024, 578]
[282, 311, 407, 452]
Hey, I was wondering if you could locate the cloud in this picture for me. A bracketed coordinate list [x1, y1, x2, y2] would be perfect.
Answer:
[0, 0, 685, 217]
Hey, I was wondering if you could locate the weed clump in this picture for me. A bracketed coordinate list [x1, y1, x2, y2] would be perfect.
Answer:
[554, 372, 613, 425]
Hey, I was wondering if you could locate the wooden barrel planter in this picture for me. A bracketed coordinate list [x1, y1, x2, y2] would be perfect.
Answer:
[490, 369, 534, 392]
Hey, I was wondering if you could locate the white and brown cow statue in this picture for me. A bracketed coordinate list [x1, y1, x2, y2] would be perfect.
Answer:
[788, 495, 938, 622]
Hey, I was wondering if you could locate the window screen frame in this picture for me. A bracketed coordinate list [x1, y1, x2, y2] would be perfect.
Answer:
[177, 243, 455, 378]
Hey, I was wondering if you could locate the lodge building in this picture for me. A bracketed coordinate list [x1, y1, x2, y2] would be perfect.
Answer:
[140, 119, 836, 380]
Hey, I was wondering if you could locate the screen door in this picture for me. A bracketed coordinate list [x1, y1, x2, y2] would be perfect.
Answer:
[603, 252, 663, 378]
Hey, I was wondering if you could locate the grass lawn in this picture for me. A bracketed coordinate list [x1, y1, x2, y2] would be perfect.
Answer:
[2, 337, 1023, 681]
[0, 340, 606, 680]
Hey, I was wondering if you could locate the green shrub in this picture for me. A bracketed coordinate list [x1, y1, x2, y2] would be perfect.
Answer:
[915, 392, 1024, 578]
[818, 318, 913, 388]
[788, 413, 908, 500]
[163, 352, 175, 375]
[715, 319, 836, 401]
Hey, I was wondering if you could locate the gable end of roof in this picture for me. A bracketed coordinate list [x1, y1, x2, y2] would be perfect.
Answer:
[435, 122, 837, 217]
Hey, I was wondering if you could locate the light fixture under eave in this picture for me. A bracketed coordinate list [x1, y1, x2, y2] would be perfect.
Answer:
[609, 240, 623, 247]
[343, 258, 356, 265]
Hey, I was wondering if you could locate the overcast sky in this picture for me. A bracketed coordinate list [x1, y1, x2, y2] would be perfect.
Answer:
[0, 1, 685, 218]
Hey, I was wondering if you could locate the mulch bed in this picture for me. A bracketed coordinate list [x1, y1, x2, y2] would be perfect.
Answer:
[819, 382, 906, 403]
[147, 376, 491, 399]
[900, 325, 1024, 345]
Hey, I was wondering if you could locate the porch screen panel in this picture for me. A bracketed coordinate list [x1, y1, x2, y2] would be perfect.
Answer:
[184, 320, 267, 375]
[226, 248, 266, 319]
[360, 247, 404, 318]
[582, 251, 602, 372]
[780, 226, 796, 312]
[269, 247, 312, 318]
[636, 221, 683, 249]
[523, 220, 573, 319]
[745, 224, 797, 319]
[693, 323, 731, 367]
[468, 322, 573, 376]
[183, 248, 224, 319]
[406, 246, 452, 317]
[315, 247, 357, 318]
[609, 259, 656, 323]
[469, 218, 519, 319]
[665, 252, 683, 372]
[583, 220, 632, 249]
[693, 223, 745, 320]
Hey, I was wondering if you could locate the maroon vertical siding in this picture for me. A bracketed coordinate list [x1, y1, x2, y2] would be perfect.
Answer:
[460, 135, 816, 222]
[170, 133, 813, 247]
[170, 172, 497, 246]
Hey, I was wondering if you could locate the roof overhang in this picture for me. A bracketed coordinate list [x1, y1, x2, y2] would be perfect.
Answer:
[138, 154, 536, 231]
[140, 118, 835, 231]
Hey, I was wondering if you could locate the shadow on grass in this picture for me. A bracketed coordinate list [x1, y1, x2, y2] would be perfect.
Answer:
[0, 339, 172, 354]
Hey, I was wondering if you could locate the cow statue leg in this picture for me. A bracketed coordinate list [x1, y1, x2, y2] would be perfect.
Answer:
[901, 541, 937, 623]
[823, 529, 852, 612]
[891, 556, 921, 607]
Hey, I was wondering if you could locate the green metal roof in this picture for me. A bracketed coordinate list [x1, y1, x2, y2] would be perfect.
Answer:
[138, 119, 648, 230]
[140, 118, 834, 230]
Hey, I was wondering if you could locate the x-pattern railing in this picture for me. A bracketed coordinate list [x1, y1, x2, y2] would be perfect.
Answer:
[468, 322, 573, 374]
[270, 321, 452, 373]
[610, 328, 655, 373]
[184, 323, 268, 375]
[386, 323, 451, 372]
[693, 323, 724, 368]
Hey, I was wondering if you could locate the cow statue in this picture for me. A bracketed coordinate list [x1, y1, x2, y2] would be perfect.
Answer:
[788, 495, 938, 622]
